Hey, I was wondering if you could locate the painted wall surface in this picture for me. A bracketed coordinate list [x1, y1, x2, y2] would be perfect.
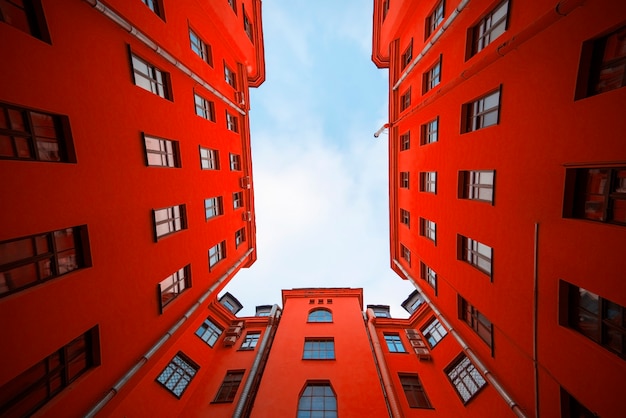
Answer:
[250, 289, 389, 418]
[374, 0, 626, 416]
[0, 0, 264, 416]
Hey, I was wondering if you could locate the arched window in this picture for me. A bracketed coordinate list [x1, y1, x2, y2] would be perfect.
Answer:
[297, 383, 337, 418]
[307, 308, 332, 323]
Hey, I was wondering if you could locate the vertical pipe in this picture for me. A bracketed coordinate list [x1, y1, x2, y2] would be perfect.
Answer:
[533, 223, 540, 418]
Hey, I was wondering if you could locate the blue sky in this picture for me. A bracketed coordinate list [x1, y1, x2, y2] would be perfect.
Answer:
[222, 0, 416, 318]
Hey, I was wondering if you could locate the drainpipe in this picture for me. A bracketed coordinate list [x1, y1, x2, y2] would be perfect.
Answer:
[364, 312, 394, 418]
[232, 304, 281, 418]
[83, 0, 246, 116]
[533, 223, 540, 418]
[366, 309, 404, 418]
[393, 260, 528, 418]
[84, 249, 254, 418]
[392, 0, 471, 91]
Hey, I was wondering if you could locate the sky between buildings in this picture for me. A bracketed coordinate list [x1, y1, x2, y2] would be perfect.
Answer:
[221, 0, 416, 318]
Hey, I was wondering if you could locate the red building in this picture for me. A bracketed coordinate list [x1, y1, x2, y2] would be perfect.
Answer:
[0, 0, 265, 416]
[373, 0, 626, 417]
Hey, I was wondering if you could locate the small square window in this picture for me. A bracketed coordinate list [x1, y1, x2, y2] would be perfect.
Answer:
[200, 147, 219, 170]
[462, 88, 501, 133]
[194, 93, 215, 121]
[189, 28, 212, 65]
[227, 0, 237, 14]
[230, 153, 242, 171]
[423, 58, 442, 93]
[457, 234, 492, 276]
[158, 265, 191, 311]
[0, 0, 51, 42]
[419, 172, 437, 193]
[233, 192, 243, 209]
[400, 88, 411, 111]
[459, 295, 493, 348]
[400, 209, 410, 228]
[224, 63, 237, 89]
[154, 205, 186, 240]
[205, 196, 223, 220]
[144, 135, 180, 168]
[560, 387, 597, 417]
[459, 170, 495, 203]
[400, 172, 410, 189]
[400, 244, 411, 266]
[420, 118, 438, 145]
[131, 53, 171, 99]
[195, 317, 223, 347]
[401, 39, 413, 70]
[400, 374, 432, 408]
[303, 338, 335, 359]
[213, 370, 244, 403]
[420, 261, 437, 293]
[243, 7, 253, 42]
[209, 241, 226, 269]
[384, 333, 406, 353]
[425, 0, 444, 39]
[400, 131, 410, 151]
[0, 102, 75, 162]
[445, 355, 486, 403]
[226, 111, 239, 133]
[156, 353, 199, 398]
[235, 228, 246, 248]
[240, 332, 260, 350]
[468, 0, 509, 58]
[420, 317, 447, 348]
[419, 218, 436, 244]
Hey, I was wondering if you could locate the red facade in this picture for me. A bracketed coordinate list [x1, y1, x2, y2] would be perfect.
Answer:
[373, 0, 626, 416]
[0, 0, 264, 416]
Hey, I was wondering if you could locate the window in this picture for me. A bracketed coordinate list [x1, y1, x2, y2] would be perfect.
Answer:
[400, 131, 410, 151]
[421, 317, 447, 348]
[400, 209, 410, 228]
[462, 88, 500, 133]
[0, 327, 99, 417]
[469, 0, 509, 57]
[400, 172, 410, 189]
[384, 333, 406, 353]
[189, 28, 212, 65]
[158, 266, 190, 311]
[227, 0, 237, 14]
[308, 308, 332, 322]
[240, 332, 260, 350]
[144, 135, 179, 168]
[401, 39, 413, 70]
[0, 226, 90, 297]
[224, 64, 237, 89]
[425, 0, 444, 39]
[230, 153, 241, 171]
[154, 205, 186, 239]
[0, 102, 74, 162]
[243, 8, 253, 41]
[297, 383, 337, 418]
[446, 355, 486, 403]
[560, 387, 596, 418]
[205, 197, 223, 220]
[235, 228, 246, 248]
[576, 25, 626, 98]
[195, 317, 223, 347]
[458, 235, 492, 276]
[0, 0, 50, 42]
[131, 53, 170, 99]
[409, 293, 425, 312]
[560, 281, 626, 359]
[213, 370, 244, 403]
[194, 93, 215, 121]
[303, 339, 335, 359]
[459, 170, 495, 203]
[209, 241, 226, 269]
[233, 192, 243, 209]
[399, 374, 432, 408]
[423, 58, 441, 93]
[420, 261, 437, 292]
[400, 88, 411, 111]
[420, 171, 437, 193]
[420, 118, 438, 145]
[400, 244, 411, 266]
[226, 111, 239, 133]
[459, 296, 493, 348]
[564, 167, 626, 225]
[142, 0, 164, 18]
[200, 147, 219, 170]
[156, 353, 198, 398]
[382, 0, 390, 21]
[419, 218, 436, 243]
